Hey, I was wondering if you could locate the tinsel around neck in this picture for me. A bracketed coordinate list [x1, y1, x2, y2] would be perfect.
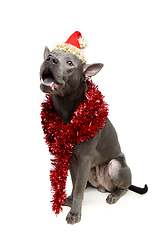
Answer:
[40, 79, 109, 214]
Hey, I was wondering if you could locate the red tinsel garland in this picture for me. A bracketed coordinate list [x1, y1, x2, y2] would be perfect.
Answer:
[40, 80, 109, 214]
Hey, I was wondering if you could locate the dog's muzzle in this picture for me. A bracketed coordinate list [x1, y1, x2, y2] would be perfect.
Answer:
[40, 68, 60, 90]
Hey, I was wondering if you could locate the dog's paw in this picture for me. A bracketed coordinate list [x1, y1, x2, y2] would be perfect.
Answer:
[66, 211, 81, 225]
[106, 193, 119, 204]
[64, 196, 73, 207]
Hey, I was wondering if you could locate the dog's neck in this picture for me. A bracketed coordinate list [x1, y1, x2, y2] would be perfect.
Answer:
[51, 81, 88, 124]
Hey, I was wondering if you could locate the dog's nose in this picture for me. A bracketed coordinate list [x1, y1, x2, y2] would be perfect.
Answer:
[46, 56, 59, 64]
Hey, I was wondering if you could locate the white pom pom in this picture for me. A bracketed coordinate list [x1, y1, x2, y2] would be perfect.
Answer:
[79, 38, 88, 49]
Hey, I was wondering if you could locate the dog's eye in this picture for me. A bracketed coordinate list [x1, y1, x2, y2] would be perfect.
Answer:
[67, 61, 73, 66]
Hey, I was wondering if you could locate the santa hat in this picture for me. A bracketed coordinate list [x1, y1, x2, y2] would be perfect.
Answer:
[52, 31, 87, 64]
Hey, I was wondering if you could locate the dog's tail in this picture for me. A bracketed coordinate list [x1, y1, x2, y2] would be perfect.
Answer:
[128, 184, 148, 194]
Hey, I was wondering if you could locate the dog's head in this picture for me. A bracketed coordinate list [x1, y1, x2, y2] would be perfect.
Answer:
[40, 46, 104, 96]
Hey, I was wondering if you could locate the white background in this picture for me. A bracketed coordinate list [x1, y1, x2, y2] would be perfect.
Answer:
[0, 0, 160, 239]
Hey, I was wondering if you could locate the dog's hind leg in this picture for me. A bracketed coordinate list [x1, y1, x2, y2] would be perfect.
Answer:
[106, 188, 128, 204]
[106, 158, 132, 204]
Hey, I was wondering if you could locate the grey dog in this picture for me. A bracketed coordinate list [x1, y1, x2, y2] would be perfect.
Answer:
[40, 47, 148, 224]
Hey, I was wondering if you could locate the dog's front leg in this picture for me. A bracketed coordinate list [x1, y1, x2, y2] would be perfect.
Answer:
[66, 157, 92, 224]
[65, 155, 78, 207]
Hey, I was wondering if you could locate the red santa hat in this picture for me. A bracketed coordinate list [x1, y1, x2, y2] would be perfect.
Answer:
[52, 31, 87, 64]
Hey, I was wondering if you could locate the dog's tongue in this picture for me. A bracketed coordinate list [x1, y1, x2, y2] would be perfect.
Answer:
[43, 76, 58, 90]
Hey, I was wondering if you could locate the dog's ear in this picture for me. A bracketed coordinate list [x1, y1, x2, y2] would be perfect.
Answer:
[44, 46, 51, 59]
[83, 63, 104, 78]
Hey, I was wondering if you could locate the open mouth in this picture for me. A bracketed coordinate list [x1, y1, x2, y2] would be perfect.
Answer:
[41, 68, 60, 90]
